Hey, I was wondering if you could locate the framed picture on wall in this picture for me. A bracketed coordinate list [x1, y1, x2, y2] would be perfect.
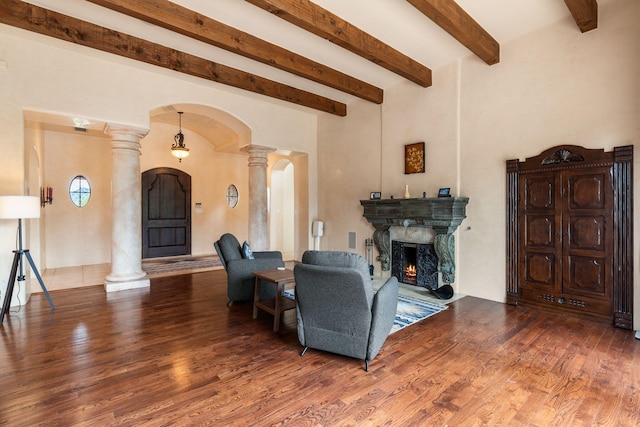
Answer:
[404, 142, 425, 174]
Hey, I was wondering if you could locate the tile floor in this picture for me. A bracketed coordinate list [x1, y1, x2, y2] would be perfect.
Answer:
[38, 264, 110, 292]
[36, 258, 219, 293]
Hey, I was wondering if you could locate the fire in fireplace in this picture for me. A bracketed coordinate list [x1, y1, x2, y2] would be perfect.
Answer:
[404, 263, 417, 283]
[391, 240, 438, 290]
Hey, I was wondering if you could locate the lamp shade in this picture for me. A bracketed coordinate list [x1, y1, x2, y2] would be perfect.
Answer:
[171, 146, 190, 159]
[0, 196, 41, 219]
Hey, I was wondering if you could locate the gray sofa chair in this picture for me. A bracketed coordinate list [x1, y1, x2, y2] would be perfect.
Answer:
[294, 250, 399, 371]
[214, 233, 284, 306]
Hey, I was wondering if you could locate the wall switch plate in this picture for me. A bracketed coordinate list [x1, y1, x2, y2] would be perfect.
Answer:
[348, 232, 356, 249]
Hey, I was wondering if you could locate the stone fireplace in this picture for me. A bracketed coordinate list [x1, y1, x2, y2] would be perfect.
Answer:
[360, 197, 469, 286]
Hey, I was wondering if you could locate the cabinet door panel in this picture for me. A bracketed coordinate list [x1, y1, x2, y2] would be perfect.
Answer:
[568, 173, 606, 210]
[525, 215, 555, 247]
[567, 256, 606, 295]
[523, 253, 556, 287]
[519, 173, 561, 292]
[569, 216, 605, 252]
[563, 167, 612, 300]
[524, 176, 555, 210]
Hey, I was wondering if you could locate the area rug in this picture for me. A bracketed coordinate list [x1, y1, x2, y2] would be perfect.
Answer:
[390, 294, 447, 334]
[142, 255, 223, 277]
[282, 290, 447, 334]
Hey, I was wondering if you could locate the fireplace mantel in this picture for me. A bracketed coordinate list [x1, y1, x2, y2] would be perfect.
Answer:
[360, 197, 469, 283]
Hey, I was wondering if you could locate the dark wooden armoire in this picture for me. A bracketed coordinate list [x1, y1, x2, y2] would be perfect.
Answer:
[506, 145, 633, 329]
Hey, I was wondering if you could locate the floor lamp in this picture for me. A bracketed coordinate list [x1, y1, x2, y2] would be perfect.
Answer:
[0, 196, 54, 324]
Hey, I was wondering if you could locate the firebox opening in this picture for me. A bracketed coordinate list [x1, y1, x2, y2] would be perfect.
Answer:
[391, 240, 439, 290]
[401, 244, 417, 284]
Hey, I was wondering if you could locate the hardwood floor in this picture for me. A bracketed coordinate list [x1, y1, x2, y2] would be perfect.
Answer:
[1, 270, 639, 426]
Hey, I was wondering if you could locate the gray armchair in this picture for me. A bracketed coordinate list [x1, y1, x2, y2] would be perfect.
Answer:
[294, 250, 399, 371]
[214, 233, 284, 306]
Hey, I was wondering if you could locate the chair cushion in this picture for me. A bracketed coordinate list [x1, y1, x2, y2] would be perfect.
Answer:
[217, 233, 243, 263]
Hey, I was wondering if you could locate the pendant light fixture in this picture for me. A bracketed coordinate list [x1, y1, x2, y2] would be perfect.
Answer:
[171, 111, 189, 162]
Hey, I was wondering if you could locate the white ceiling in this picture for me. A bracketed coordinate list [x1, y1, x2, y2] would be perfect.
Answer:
[21, 0, 610, 137]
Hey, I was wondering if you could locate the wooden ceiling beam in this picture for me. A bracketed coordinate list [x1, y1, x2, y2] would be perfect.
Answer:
[406, 0, 500, 65]
[244, 0, 432, 87]
[563, 0, 598, 33]
[86, 0, 383, 104]
[0, 0, 346, 116]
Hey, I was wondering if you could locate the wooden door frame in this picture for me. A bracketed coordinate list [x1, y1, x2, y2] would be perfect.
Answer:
[506, 145, 633, 329]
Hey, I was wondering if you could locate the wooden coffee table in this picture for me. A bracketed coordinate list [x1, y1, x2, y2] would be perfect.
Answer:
[253, 268, 296, 331]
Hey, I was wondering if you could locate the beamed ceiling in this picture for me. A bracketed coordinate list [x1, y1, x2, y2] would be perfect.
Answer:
[2, 0, 603, 117]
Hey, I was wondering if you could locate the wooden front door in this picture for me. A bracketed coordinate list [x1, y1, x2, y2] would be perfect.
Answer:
[142, 168, 191, 258]
[506, 145, 633, 329]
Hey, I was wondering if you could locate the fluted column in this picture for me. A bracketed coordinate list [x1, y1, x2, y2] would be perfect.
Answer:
[241, 144, 276, 251]
[104, 123, 149, 292]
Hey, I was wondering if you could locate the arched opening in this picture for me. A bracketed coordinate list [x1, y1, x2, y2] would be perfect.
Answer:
[145, 104, 256, 257]
[270, 159, 295, 260]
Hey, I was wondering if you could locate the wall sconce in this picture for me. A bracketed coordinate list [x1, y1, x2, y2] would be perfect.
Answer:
[40, 186, 53, 207]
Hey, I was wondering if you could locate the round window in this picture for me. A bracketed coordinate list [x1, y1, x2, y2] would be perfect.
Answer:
[226, 184, 239, 208]
[69, 175, 91, 207]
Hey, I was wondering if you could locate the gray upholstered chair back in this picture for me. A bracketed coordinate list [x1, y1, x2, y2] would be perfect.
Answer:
[299, 250, 374, 306]
[215, 233, 243, 269]
[294, 250, 398, 370]
[213, 233, 284, 304]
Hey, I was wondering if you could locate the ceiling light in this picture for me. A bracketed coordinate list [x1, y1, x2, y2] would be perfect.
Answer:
[73, 117, 91, 130]
[171, 111, 189, 162]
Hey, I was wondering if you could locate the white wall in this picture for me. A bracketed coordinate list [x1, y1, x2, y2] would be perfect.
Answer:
[42, 131, 112, 268]
[318, 0, 640, 326]
[317, 98, 383, 255]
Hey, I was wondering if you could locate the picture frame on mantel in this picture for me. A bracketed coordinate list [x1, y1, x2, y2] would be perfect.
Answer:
[438, 187, 451, 197]
[404, 142, 425, 174]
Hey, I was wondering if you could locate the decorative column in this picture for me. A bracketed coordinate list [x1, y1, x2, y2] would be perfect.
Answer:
[104, 123, 149, 292]
[241, 144, 276, 251]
